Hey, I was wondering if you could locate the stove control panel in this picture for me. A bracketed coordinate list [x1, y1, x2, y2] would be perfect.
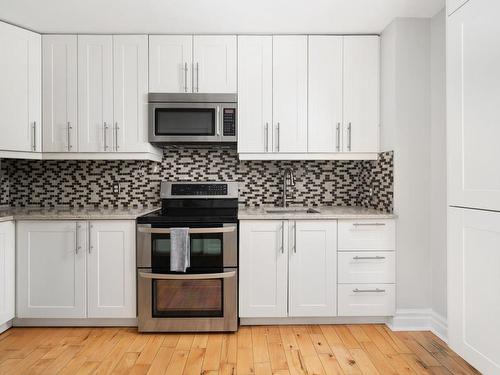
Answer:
[172, 183, 228, 196]
[162, 181, 238, 199]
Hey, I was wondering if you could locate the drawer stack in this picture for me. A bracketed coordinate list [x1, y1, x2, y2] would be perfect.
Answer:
[337, 219, 396, 316]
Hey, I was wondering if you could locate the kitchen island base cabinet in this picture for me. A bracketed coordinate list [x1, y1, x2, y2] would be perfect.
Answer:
[16, 220, 136, 320]
[0, 221, 15, 327]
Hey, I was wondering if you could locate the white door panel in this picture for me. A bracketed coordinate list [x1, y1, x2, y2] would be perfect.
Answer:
[0, 221, 15, 326]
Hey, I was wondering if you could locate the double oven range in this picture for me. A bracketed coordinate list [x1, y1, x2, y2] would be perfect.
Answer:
[137, 181, 238, 332]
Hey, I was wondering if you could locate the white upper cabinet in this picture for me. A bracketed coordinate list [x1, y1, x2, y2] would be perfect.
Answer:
[42, 35, 78, 152]
[17, 221, 87, 318]
[308, 36, 343, 153]
[0, 221, 15, 327]
[343, 36, 380, 153]
[193, 35, 237, 93]
[447, 0, 470, 15]
[149, 35, 192, 93]
[78, 35, 114, 153]
[272, 36, 308, 153]
[288, 220, 337, 317]
[448, 0, 500, 211]
[113, 35, 149, 152]
[0, 21, 41, 153]
[237, 36, 273, 153]
[87, 221, 136, 318]
[239, 220, 288, 318]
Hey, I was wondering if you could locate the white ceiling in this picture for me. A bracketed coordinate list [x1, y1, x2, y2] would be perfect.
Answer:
[0, 0, 445, 34]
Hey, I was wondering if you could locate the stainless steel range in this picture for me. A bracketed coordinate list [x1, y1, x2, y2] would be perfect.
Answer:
[136, 181, 238, 332]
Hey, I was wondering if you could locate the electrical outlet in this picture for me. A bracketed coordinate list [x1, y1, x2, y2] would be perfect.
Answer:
[112, 180, 121, 195]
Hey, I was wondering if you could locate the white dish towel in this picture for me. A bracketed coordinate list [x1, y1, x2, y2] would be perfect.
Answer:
[170, 228, 190, 272]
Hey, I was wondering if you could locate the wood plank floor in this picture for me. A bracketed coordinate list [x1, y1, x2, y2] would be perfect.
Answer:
[0, 325, 481, 375]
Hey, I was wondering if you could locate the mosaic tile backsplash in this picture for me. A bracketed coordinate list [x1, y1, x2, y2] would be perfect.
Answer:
[0, 147, 393, 212]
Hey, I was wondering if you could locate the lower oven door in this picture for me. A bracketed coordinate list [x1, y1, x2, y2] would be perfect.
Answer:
[137, 268, 238, 332]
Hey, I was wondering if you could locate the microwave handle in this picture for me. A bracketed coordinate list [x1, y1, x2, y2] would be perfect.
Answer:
[217, 106, 221, 136]
[138, 270, 236, 280]
[137, 226, 236, 234]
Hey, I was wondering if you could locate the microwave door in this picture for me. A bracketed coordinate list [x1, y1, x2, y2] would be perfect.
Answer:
[149, 102, 219, 143]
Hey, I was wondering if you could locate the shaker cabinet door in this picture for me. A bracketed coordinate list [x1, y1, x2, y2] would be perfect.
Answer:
[239, 220, 288, 318]
[0, 221, 15, 326]
[237, 36, 273, 153]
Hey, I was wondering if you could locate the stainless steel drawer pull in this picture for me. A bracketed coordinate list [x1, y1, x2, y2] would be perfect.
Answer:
[336, 122, 340, 151]
[353, 256, 386, 260]
[115, 122, 120, 151]
[138, 227, 236, 234]
[353, 288, 386, 293]
[139, 270, 236, 280]
[352, 223, 386, 227]
[103, 122, 109, 151]
[67, 122, 72, 151]
[184, 62, 188, 92]
[265, 122, 269, 152]
[347, 122, 352, 151]
[280, 221, 284, 254]
[32, 121, 37, 151]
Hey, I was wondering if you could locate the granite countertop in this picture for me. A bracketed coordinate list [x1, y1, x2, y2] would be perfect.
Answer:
[238, 206, 396, 220]
[0, 206, 159, 222]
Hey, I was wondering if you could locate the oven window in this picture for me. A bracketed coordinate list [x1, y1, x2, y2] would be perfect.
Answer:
[152, 279, 223, 317]
[155, 108, 215, 136]
[152, 233, 223, 269]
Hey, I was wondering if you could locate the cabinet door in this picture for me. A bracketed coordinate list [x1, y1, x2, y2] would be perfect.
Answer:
[448, 207, 500, 375]
[78, 35, 114, 152]
[42, 35, 78, 152]
[289, 220, 337, 317]
[447, 0, 470, 15]
[343, 36, 379, 153]
[0, 221, 15, 326]
[193, 35, 237, 93]
[448, 0, 500, 211]
[88, 221, 136, 318]
[149, 35, 192, 93]
[113, 35, 148, 152]
[308, 36, 343, 153]
[273, 36, 308, 153]
[237, 36, 273, 153]
[239, 221, 288, 317]
[0, 22, 41, 152]
[16, 221, 86, 318]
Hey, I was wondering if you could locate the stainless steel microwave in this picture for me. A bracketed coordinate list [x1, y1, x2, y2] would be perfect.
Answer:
[148, 93, 237, 144]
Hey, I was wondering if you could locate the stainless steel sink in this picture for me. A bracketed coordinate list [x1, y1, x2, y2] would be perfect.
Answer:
[265, 207, 320, 214]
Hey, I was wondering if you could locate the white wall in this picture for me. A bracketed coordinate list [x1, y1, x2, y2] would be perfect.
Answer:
[381, 18, 433, 311]
[430, 9, 447, 318]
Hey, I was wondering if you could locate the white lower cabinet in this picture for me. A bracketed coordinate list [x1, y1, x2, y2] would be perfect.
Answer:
[289, 221, 337, 317]
[0, 221, 15, 326]
[240, 218, 396, 319]
[17, 221, 87, 318]
[17, 220, 136, 319]
[87, 221, 136, 318]
[239, 220, 288, 317]
[239, 220, 337, 318]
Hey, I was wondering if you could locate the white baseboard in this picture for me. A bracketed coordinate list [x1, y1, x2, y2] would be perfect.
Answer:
[13, 318, 137, 327]
[0, 320, 13, 334]
[240, 316, 390, 326]
[387, 309, 448, 342]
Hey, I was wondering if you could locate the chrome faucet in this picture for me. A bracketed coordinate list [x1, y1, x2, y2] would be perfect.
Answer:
[282, 167, 296, 208]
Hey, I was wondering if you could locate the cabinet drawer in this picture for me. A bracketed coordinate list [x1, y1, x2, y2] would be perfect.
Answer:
[338, 284, 395, 316]
[338, 252, 395, 284]
[338, 219, 395, 251]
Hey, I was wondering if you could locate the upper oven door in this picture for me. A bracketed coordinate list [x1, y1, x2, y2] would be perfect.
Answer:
[149, 102, 219, 143]
[137, 223, 237, 270]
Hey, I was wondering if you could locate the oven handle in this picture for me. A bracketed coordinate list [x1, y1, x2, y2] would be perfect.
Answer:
[137, 227, 236, 234]
[138, 270, 236, 280]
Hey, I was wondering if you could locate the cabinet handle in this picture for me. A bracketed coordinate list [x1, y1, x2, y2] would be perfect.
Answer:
[196, 62, 199, 92]
[216, 106, 221, 136]
[75, 223, 81, 254]
[352, 222, 386, 227]
[32, 121, 36, 151]
[293, 221, 297, 254]
[276, 123, 280, 152]
[347, 122, 352, 151]
[103, 122, 109, 151]
[89, 223, 93, 253]
[280, 222, 284, 254]
[353, 256, 386, 260]
[67, 122, 72, 151]
[184, 62, 188, 92]
[115, 122, 120, 151]
[353, 288, 386, 293]
[336, 122, 340, 151]
[265, 122, 269, 152]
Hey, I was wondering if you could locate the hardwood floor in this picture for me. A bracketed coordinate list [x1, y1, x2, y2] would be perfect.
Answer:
[0, 324, 481, 374]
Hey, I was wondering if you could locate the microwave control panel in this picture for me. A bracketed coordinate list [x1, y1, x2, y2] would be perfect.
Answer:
[223, 108, 236, 136]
